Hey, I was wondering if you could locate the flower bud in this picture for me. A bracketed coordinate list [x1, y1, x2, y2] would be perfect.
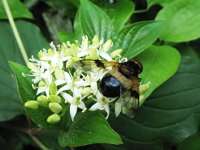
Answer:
[88, 48, 98, 59]
[111, 49, 122, 58]
[92, 35, 99, 47]
[49, 82, 57, 95]
[122, 106, 128, 114]
[25, 100, 38, 109]
[48, 48, 54, 55]
[139, 95, 145, 106]
[55, 67, 64, 80]
[82, 87, 92, 96]
[27, 62, 35, 70]
[49, 103, 62, 113]
[37, 95, 49, 107]
[71, 44, 78, 56]
[139, 82, 151, 94]
[38, 81, 45, 87]
[48, 95, 61, 103]
[38, 50, 45, 59]
[102, 39, 112, 51]
[66, 57, 81, 67]
[47, 114, 60, 124]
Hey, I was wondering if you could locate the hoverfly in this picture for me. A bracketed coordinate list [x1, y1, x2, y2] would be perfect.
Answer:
[74, 59, 143, 112]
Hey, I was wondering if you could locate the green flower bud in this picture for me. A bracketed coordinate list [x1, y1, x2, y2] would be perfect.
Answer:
[71, 44, 78, 56]
[25, 100, 38, 109]
[92, 35, 99, 47]
[139, 82, 151, 94]
[49, 103, 62, 113]
[102, 39, 112, 52]
[38, 50, 45, 58]
[37, 95, 49, 107]
[48, 48, 54, 56]
[47, 114, 60, 124]
[111, 49, 122, 58]
[82, 87, 92, 96]
[49, 82, 57, 95]
[139, 95, 145, 106]
[48, 95, 61, 103]
[55, 67, 64, 80]
[38, 81, 45, 87]
[27, 62, 35, 70]
[66, 57, 81, 67]
[122, 106, 128, 114]
[88, 48, 98, 59]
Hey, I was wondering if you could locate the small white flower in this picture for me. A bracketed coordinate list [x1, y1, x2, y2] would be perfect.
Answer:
[90, 91, 114, 119]
[36, 70, 53, 97]
[97, 39, 112, 61]
[61, 88, 86, 120]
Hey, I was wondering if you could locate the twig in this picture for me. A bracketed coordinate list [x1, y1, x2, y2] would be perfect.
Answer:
[27, 129, 49, 150]
[2, 0, 29, 65]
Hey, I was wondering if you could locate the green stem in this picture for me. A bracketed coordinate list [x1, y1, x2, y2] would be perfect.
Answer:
[27, 130, 49, 150]
[2, 0, 29, 65]
[134, 8, 149, 14]
[70, 147, 75, 150]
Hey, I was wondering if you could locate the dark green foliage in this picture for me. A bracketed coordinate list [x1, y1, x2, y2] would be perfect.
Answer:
[1, 0, 200, 149]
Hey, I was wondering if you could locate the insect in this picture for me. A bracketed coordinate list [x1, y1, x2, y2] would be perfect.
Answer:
[74, 59, 143, 111]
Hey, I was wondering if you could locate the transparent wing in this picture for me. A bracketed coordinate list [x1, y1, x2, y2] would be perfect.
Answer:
[73, 59, 119, 71]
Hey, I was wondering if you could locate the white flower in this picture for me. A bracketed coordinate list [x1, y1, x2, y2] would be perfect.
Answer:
[61, 88, 86, 120]
[98, 39, 113, 61]
[56, 71, 85, 95]
[39, 42, 71, 72]
[90, 91, 114, 119]
[36, 70, 53, 97]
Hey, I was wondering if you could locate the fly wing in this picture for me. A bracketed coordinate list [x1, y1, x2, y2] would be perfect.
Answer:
[73, 60, 119, 71]
[131, 76, 140, 114]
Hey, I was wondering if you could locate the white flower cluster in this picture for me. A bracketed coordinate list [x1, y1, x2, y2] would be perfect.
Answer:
[25, 35, 149, 123]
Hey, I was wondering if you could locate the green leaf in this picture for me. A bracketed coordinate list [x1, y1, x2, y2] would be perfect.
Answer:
[58, 111, 122, 147]
[9, 62, 54, 128]
[137, 45, 181, 99]
[0, 20, 48, 121]
[156, 0, 200, 42]
[109, 57, 200, 149]
[97, 0, 134, 31]
[74, 10, 82, 41]
[0, 0, 33, 19]
[111, 21, 166, 58]
[147, 0, 175, 7]
[58, 31, 75, 43]
[178, 133, 200, 150]
[79, 0, 114, 40]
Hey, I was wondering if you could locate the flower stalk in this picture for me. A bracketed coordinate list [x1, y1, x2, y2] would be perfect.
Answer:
[2, 0, 29, 64]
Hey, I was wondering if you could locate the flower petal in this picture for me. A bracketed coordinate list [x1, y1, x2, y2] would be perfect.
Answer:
[78, 101, 86, 110]
[100, 51, 112, 61]
[55, 79, 65, 86]
[89, 103, 100, 111]
[91, 82, 98, 94]
[104, 104, 110, 119]
[77, 51, 88, 57]
[70, 104, 77, 121]
[73, 87, 81, 98]
[64, 72, 72, 83]
[57, 85, 70, 94]
[61, 92, 73, 103]
[36, 87, 45, 95]
[115, 101, 122, 117]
